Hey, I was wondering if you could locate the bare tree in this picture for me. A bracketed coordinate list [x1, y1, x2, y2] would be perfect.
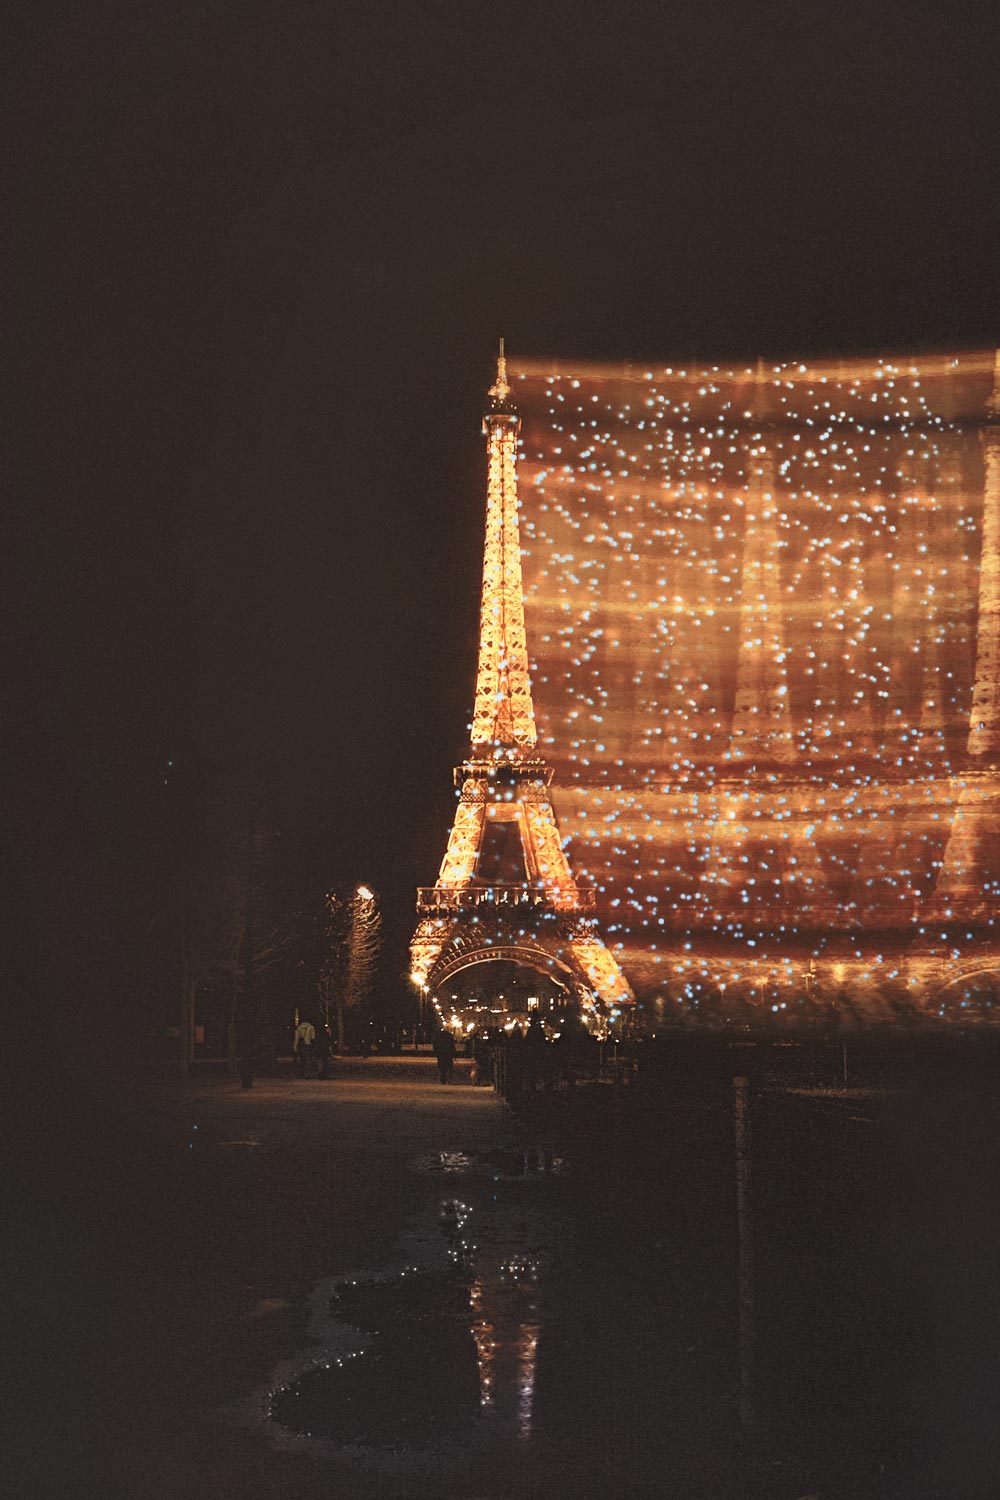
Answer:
[320, 884, 382, 1050]
[168, 760, 296, 1080]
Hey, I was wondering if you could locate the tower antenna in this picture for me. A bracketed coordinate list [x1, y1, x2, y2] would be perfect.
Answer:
[490, 337, 510, 405]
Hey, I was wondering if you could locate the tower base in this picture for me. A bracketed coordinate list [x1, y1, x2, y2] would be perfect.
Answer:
[411, 898, 632, 1032]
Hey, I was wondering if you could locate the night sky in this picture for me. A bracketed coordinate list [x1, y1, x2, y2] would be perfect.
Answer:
[6, 1, 1000, 1063]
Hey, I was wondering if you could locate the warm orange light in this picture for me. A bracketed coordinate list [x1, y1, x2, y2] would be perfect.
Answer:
[507, 347, 1000, 1017]
[416, 347, 1000, 1019]
[411, 348, 633, 1019]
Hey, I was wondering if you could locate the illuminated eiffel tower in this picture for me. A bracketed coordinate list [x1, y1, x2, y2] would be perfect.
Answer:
[410, 345, 634, 1028]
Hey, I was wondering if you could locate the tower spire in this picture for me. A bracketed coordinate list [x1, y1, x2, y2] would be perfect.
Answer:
[472, 342, 537, 751]
[489, 337, 510, 405]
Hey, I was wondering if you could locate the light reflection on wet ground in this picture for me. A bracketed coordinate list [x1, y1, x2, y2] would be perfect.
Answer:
[222, 1122, 791, 1497]
[216, 1068, 1000, 1500]
[232, 1144, 565, 1477]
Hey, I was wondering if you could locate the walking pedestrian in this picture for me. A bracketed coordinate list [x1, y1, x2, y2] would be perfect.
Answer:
[432, 1026, 457, 1084]
[315, 1023, 333, 1079]
[524, 1011, 547, 1089]
[293, 1017, 315, 1077]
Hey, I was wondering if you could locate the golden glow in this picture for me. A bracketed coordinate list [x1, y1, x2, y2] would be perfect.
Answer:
[469, 1258, 540, 1435]
[470, 403, 536, 748]
[411, 349, 634, 1019]
[489, 335, 511, 407]
[967, 384, 1000, 757]
[509, 348, 1000, 1016]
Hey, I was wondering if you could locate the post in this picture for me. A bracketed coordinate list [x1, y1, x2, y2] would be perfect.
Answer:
[239, 909, 254, 1090]
[178, 906, 196, 1080]
[180, 977, 194, 1080]
[734, 1074, 754, 1434]
[610, 1037, 626, 1206]
[238, 791, 259, 1091]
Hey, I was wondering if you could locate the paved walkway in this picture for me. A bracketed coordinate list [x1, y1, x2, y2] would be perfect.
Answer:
[140, 1053, 500, 1148]
[22, 1056, 515, 1500]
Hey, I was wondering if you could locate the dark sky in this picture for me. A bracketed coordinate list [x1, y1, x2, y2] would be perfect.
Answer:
[6, 0, 1000, 1051]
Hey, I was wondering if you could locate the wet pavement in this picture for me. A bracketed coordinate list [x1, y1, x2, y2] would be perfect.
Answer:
[257, 1148, 562, 1467]
[14, 1051, 1000, 1498]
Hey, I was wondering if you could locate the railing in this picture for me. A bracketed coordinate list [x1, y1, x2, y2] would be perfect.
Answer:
[416, 882, 596, 913]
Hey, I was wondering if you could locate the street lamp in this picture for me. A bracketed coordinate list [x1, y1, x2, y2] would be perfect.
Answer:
[409, 975, 430, 1039]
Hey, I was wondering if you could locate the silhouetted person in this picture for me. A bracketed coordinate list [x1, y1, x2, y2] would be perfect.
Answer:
[472, 1029, 492, 1085]
[433, 1027, 457, 1083]
[524, 1012, 547, 1090]
[525, 1013, 546, 1048]
[315, 1024, 333, 1079]
[556, 1011, 593, 1089]
[293, 1017, 315, 1077]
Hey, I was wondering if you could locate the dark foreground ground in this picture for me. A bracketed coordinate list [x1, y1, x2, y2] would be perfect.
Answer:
[8, 1044, 1000, 1499]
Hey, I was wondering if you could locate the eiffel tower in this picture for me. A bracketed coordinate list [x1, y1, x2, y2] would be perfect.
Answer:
[410, 345, 634, 1029]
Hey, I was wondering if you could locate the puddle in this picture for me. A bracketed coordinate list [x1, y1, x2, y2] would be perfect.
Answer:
[242, 1297, 291, 1323]
[330, 1266, 473, 1331]
[421, 1149, 478, 1174]
[215, 1088, 1000, 1498]
[418, 1146, 569, 1179]
[269, 1276, 481, 1447]
[224, 1143, 565, 1474]
[183, 1126, 263, 1154]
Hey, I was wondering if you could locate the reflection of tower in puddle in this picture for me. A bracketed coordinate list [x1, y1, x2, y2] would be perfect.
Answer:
[931, 351, 1000, 919]
[438, 1195, 542, 1440]
[469, 1254, 541, 1438]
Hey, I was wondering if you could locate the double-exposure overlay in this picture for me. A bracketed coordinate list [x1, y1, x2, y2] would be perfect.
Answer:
[513, 349, 1000, 1023]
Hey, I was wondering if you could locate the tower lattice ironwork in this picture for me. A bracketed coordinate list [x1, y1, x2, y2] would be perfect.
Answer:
[410, 345, 634, 1026]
